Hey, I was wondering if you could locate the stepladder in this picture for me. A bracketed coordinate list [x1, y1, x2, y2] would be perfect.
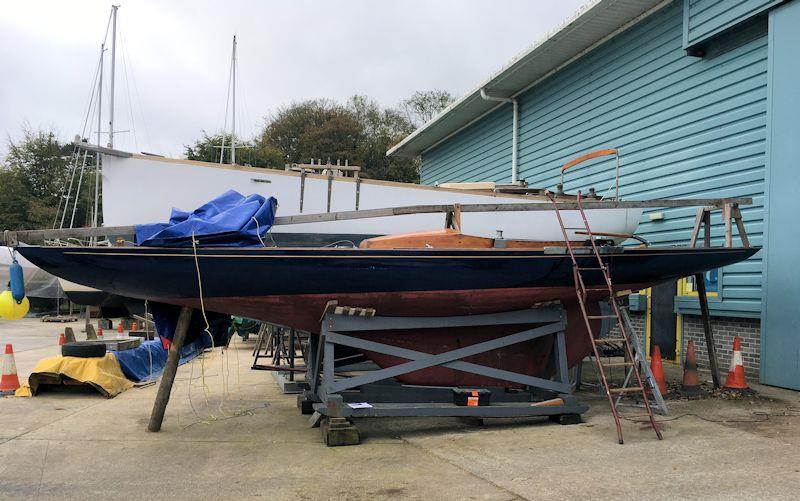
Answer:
[547, 190, 663, 444]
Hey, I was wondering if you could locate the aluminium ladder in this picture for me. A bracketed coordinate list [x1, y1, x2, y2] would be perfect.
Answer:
[546, 191, 662, 444]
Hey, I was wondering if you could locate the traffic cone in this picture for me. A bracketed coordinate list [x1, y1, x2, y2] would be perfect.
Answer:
[0, 344, 21, 395]
[97, 327, 103, 338]
[117, 322, 124, 335]
[724, 336, 749, 390]
[58, 332, 66, 345]
[681, 340, 703, 395]
[650, 345, 668, 395]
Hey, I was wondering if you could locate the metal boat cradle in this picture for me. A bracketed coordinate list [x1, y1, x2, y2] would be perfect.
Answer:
[304, 303, 586, 446]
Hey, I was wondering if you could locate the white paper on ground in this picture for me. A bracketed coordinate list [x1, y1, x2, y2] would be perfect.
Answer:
[347, 402, 373, 409]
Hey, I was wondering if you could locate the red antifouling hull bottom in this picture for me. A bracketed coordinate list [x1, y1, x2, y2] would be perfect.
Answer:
[166, 286, 612, 387]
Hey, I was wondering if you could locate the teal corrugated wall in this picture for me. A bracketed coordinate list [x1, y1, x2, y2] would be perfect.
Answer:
[684, 0, 782, 47]
[421, 1, 767, 317]
[421, 104, 512, 183]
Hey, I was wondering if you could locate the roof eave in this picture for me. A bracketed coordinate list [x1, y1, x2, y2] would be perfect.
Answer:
[387, 0, 668, 158]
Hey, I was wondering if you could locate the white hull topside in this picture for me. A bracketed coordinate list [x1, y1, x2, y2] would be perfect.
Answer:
[101, 154, 643, 242]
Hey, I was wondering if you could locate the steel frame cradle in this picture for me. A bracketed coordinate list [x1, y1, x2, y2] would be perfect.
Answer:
[299, 304, 589, 445]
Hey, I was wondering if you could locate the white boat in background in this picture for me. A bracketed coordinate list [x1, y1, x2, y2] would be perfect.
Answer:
[98, 151, 643, 245]
[0, 247, 62, 299]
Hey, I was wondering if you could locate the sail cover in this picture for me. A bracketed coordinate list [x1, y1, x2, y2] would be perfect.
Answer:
[135, 190, 277, 247]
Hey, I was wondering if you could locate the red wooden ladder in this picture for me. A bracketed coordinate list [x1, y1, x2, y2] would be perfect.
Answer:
[546, 191, 662, 444]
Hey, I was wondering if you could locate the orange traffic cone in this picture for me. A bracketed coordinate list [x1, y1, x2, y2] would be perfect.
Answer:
[117, 322, 124, 335]
[1, 344, 21, 395]
[724, 336, 749, 390]
[97, 327, 103, 338]
[650, 345, 668, 395]
[681, 340, 703, 395]
[58, 332, 66, 345]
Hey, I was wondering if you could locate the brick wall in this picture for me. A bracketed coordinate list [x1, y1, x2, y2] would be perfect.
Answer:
[681, 315, 761, 378]
[608, 310, 645, 340]
[610, 310, 760, 378]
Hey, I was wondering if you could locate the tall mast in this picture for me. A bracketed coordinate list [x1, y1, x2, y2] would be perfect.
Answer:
[108, 5, 119, 148]
[231, 35, 237, 165]
[94, 42, 104, 231]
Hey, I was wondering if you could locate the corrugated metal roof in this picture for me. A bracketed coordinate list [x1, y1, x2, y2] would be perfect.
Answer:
[387, 0, 669, 158]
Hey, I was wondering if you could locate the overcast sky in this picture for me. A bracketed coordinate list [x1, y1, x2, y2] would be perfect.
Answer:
[1, 0, 585, 158]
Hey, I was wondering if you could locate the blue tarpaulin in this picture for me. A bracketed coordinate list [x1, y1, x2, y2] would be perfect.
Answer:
[114, 338, 209, 383]
[135, 190, 277, 247]
[114, 302, 233, 383]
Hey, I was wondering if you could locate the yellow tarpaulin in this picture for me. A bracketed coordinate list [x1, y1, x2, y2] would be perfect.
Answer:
[15, 353, 133, 398]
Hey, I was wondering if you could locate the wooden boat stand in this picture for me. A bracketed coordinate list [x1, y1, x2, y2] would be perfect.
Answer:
[689, 203, 750, 248]
[688, 203, 751, 388]
[297, 303, 588, 446]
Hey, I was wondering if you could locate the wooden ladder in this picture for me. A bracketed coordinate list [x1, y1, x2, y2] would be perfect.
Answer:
[546, 191, 662, 444]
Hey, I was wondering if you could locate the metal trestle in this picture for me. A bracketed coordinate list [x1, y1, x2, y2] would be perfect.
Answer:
[547, 190, 662, 444]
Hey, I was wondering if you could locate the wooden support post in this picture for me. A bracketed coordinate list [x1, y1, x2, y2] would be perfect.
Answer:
[723, 204, 733, 248]
[731, 204, 750, 248]
[689, 207, 713, 248]
[445, 203, 462, 231]
[694, 273, 721, 388]
[689, 208, 704, 248]
[147, 307, 193, 432]
[84, 305, 91, 334]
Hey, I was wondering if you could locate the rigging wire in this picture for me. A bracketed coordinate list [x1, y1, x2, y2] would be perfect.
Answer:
[55, 6, 113, 230]
[218, 44, 234, 164]
[119, 24, 153, 153]
[68, 150, 90, 228]
[119, 32, 138, 152]
[235, 56, 256, 156]
[53, 47, 105, 229]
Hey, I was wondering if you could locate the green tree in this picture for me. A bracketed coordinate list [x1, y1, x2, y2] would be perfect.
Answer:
[348, 95, 419, 183]
[399, 90, 456, 128]
[260, 99, 363, 164]
[0, 128, 94, 230]
[185, 131, 283, 168]
[187, 90, 454, 184]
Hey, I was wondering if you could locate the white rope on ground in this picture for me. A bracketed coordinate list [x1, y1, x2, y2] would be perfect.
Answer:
[190, 231, 222, 420]
[229, 327, 244, 399]
[170, 232, 262, 429]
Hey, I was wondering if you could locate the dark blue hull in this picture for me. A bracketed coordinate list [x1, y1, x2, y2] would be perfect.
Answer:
[18, 245, 758, 304]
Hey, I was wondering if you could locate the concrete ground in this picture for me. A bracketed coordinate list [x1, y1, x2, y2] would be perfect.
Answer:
[2, 317, 800, 500]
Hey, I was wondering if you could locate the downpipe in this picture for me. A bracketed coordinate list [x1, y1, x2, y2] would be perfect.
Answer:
[480, 88, 519, 184]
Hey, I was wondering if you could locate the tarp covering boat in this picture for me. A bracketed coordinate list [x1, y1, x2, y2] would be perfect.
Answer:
[135, 190, 277, 247]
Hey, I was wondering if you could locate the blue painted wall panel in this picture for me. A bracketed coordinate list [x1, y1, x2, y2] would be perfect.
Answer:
[421, 1, 768, 317]
[421, 104, 512, 184]
[760, 0, 800, 389]
[685, 0, 783, 47]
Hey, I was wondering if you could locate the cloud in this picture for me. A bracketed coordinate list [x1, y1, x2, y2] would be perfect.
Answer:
[0, 0, 585, 158]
